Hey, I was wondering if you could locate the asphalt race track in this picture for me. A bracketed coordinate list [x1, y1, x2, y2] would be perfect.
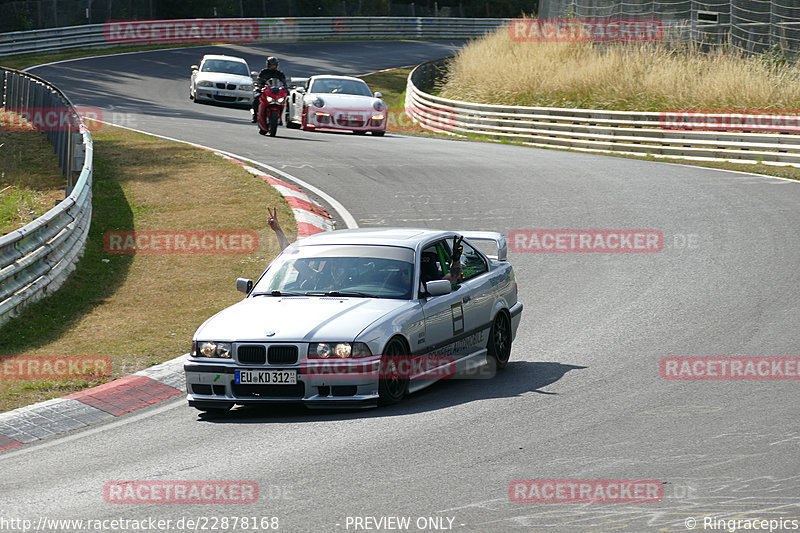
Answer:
[1, 40, 799, 532]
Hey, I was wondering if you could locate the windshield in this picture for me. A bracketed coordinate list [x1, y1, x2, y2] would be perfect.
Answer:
[266, 78, 285, 90]
[252, 245, 414, 300]
[201, 59, 249, 77]
[309, 78, 373, 96]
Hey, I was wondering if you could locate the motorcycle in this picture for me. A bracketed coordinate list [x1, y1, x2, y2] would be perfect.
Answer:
[256, 78, 288, 137]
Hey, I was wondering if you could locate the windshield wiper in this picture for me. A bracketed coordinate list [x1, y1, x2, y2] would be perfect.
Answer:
[304, 291, 373, 298]
[251, 290, 304, 297]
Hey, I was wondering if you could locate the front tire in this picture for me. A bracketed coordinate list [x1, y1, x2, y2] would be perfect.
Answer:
[268, 108, 279, 136]
[373, 131, 385, 136]
[487, 311, 512, 371]
[286, 108, 301, 129]
[378, 338, 409, 405]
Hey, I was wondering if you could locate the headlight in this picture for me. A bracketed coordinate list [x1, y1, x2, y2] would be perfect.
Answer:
[311, 97, 325, 108]
[198, 81, 213, 87]
[371, 114, 385, 121]
[240, 84, 253, 91]
[308, 342, 371, 359]
[277, 97, 285, 104]
[266, 96, 275, 103]
[373, 100, 387, 111]
[194, 341, 232, 358]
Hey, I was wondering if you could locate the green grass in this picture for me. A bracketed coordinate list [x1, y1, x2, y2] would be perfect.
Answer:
[0, 187, 38, 229]
[0, 112, 66, 234]
[0, 124, 292, 413]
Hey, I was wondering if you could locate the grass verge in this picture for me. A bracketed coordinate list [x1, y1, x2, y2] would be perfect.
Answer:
[0, 111, 66, 234]
[0, 123, 294, 413]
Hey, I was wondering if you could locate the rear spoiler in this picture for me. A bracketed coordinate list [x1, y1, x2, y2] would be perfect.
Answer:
[458, 231, 508, 261]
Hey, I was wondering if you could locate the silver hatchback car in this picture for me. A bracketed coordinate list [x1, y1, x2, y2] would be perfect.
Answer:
[190, 54, 253, 106]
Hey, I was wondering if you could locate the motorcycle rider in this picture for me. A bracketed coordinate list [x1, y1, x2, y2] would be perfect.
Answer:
[251, 56, 287, 123]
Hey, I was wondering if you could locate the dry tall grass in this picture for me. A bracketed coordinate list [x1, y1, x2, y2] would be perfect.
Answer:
[440, 27, 800, 111]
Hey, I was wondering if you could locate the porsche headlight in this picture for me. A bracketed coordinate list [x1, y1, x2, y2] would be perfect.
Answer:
[308, 342, 371, 359]
[311, 97, 325, 108]
[198, 81, 213, 87]
[373, 100, 387, 111]
[194, 341, 232, 358]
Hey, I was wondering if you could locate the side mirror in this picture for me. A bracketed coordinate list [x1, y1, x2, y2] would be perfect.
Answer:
[191, 65, 198, 71]
[374, 91, 383, 99]
[295, 87, 306, 94]
[425, 280, 452, 296]
[236, 278, 254, 294]
[250, 70, 258, 78]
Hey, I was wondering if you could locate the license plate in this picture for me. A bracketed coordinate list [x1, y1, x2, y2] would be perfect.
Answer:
[235, 369, 297, 385]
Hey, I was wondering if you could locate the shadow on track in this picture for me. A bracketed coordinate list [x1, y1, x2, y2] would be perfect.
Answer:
[195, 361, 587, 424]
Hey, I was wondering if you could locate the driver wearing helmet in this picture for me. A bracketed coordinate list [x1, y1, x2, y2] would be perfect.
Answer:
[251, 56, 287, 123]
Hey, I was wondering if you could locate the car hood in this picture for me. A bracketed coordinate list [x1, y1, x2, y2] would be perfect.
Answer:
[195, 72, 252, 85]
[308, 93, 380, 109]
[195, 296, 409, 342]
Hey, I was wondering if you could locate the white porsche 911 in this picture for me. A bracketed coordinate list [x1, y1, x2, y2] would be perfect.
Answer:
[285, 75, 387, 135]
[189, 54, 253, 106]
[184, 228, 523, 412]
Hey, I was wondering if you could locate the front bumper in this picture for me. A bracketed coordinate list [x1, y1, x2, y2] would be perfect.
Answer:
[306, 108, 386, 132]
[510, 301, 523, 341]
[184, 358, 382, 409]
[196, 87, 252, 105]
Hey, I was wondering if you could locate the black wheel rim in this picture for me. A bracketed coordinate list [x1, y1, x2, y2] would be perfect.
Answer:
[493, 313, 511, 363]
[384, 341, 406, 399]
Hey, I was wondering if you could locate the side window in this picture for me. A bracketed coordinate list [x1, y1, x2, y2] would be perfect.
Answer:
[420, 243, 446, 285]
[459, 242, 488, 281]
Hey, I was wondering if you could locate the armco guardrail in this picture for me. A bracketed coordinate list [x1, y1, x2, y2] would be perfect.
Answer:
[406, 58, 800, 167]
[0, 17, 509, 56]
[0, 68, 93, 327]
